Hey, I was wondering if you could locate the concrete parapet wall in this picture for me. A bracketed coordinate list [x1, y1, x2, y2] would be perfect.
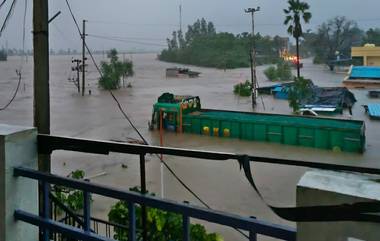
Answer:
[0, 124, 38, 241]
[297, 170, 380, 241]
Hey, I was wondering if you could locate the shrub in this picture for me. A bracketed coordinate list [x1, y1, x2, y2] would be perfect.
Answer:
[264, 66, 278, 81]
[264, 61, 293, 81]
[233, 80, 251, 97]
[276, 61, 292, 81]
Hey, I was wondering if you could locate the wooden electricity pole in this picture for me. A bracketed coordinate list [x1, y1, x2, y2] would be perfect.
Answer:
[33, 0, 50, 173]
[82, 19, 87, 96]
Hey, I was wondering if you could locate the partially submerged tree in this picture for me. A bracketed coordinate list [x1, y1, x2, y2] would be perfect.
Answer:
[288, 77, 313, 112]
[305, 16, 363, 64]
[284, 0, 312, 78]
[99, 49, 134, 90]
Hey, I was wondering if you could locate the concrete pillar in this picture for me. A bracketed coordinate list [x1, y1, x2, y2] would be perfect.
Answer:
[297, 170, 380, 241]
[0, 124, 38, 241]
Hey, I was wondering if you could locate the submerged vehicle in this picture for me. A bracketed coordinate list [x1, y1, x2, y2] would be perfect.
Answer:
[150, 93, 366, 153]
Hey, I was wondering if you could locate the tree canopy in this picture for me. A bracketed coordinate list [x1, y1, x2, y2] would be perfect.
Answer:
[284, 0, 312, 77]
[159, 18, 285, 69]
[99, 49, 134, 90]
[303, 16, 364, 64]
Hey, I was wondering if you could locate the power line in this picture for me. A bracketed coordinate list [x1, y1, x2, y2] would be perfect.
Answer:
[87, 33, 165, 42]
[0, 70, 21, 111]
[87, 34, 167, 47]
[0, 0, 6, 10]
[65, 0, 248, 238]
[0, 0, 17, 37]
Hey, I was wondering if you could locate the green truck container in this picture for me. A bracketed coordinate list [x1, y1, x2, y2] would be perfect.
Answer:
[150, 93, 366, 153]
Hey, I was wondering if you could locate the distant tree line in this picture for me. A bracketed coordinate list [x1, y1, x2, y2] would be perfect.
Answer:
[302, 16, 380, 64]
[159, 18, 287, 69]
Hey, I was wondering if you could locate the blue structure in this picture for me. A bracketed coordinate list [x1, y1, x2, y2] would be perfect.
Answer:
[350, 66, 380, 79]
[273, 86, 289, 100]
[366, 104, 380, 119]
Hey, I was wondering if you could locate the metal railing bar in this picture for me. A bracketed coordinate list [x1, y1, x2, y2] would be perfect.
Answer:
[50, 193, 89, 230]
[84, 190, 91, 232]
[14, 210, 112, 241]
[182, 214, 190, 241]
[38, 134, 380, 175]
[128, 202, 136, 241]
[14, 167, 296, 240]
[72, 213, 129, 230]
[42, 181, 50, 241]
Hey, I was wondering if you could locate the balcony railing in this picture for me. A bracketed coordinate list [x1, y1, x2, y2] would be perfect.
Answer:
[12, 134, 380, 241]
[10, 134, 303, 241]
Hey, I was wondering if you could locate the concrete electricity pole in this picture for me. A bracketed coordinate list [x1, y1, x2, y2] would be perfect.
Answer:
[33, 0, 50, 173]
[72, 59, 82, 93]
[179, 4, 182, 33]
[82, 19, 87, 96]
[245, 7, 260, 108]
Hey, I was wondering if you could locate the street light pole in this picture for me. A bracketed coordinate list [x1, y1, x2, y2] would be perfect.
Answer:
[245, 7, 260, 109]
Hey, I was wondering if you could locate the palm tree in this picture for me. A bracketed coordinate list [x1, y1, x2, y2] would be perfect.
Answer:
[284, 0, 311, 78]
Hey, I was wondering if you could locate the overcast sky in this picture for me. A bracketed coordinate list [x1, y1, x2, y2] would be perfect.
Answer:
[1, 0, 380, 52]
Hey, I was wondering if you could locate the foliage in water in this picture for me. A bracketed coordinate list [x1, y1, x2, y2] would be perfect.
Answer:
[99, 49, 134, 90]
[233, 80, 251, 97]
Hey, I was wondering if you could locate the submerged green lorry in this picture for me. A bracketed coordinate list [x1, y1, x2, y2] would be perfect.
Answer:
[150, 93, 366, 153]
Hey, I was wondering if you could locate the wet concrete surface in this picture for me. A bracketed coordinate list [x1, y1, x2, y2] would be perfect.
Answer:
[1, 54, 379, 240]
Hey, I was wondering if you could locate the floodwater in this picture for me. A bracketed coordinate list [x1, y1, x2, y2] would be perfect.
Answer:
[1, 54, 379, 240]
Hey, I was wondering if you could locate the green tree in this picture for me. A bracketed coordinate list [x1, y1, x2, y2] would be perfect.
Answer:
[363, 28, 380, 46]
[159, 18, 282, 69]
[284, 0, 312, 78]
[304, 16, 363, 64]
[99, 49, 134, 90]
[288, 77, 313, 112]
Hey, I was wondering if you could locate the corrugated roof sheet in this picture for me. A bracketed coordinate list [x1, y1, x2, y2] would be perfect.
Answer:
[350, 66, 380, 79]
[367, 104, 380, 119]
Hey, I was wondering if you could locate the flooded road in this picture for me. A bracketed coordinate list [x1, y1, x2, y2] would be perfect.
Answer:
[1, 53, 379, 240]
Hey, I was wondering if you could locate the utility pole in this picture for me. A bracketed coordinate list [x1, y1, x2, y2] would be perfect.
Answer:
[72, 59, 82, 93]
[33, 0, 50, 173]
[179, 4, 182, 33]
[82, 19, 87, 96]
[245, 7, 260, 109]
[34, 1, 50, 240]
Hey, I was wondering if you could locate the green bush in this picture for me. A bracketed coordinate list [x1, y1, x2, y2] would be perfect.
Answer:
[233, 80, 251, 97]
[276, 61, 292, 81]
[108, 187, 223, 241]
[264, 61, 293, 81]
[99, 49, 134, 90]
[264, 66, 278, 81]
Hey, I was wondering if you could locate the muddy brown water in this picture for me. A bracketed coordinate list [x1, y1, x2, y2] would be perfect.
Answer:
[1, 54, 379, 240]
